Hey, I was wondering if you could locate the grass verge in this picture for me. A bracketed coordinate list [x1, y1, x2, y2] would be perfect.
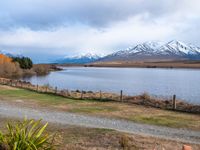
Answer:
[0, 85, 199, 130]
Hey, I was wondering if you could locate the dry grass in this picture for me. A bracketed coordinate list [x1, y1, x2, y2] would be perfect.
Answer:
[91, 60, 200, 69]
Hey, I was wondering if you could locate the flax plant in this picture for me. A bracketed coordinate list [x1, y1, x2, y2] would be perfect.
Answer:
[0, 118, 55, 150]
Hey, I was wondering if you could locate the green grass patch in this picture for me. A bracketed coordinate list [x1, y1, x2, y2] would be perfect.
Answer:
[0, 88, 86, 105]
[130, 114, 197, 128]
[69, 106, 119, 113]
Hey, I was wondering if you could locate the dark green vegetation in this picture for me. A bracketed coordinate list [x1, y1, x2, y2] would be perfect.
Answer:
[0, 85, 199, 130]
[12, 57, 33, 69]
[0, 118, 55, 150]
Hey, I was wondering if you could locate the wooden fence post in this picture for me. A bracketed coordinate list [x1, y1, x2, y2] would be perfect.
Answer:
[99, 90, 102, 100]
[172, 94, 176, 110]
[37, 84, 39, 92]
[55, 86, 57, 94]
[120, 90, 123, 102]
[66, 90, 69, 97]
[46, 86, 48, 93]
[81, 91, 83, 99]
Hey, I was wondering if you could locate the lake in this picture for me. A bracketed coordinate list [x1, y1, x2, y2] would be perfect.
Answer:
[21, 67, 200, 104]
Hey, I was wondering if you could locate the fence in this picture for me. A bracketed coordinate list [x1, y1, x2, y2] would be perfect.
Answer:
[0, 77, 199, 114]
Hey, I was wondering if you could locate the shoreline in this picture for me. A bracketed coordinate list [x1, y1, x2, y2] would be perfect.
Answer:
[0, 77, 199, 114]
[88, 60, 200, 69]
[58, 60, 200, 69]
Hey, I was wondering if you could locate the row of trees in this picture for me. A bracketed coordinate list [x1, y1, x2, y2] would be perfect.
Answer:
[12, 57, 33, 69]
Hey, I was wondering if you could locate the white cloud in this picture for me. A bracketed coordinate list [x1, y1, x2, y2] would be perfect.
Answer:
[0, 0, 200, 62]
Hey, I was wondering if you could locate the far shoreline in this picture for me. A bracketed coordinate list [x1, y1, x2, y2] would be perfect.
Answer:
[57, 60, 200, 69]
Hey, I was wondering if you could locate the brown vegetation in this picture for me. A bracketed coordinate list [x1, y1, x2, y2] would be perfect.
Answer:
[88, 60, 200, 69]
[33, 64, 62, 75]
[0, 54, 22, 77]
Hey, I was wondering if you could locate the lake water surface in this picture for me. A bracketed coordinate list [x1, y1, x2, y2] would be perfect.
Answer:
[22, 67, 200, 104]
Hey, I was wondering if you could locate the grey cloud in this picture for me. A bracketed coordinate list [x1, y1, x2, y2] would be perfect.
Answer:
[0, 0, 190, 30]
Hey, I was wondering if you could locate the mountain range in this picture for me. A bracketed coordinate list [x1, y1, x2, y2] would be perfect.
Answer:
[1, 40, 200, 64]
[55, 40, 200, 64]
[100, 40, 200, 62]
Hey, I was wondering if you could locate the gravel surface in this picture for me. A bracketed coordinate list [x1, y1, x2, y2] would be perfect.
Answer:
[0, 102, 199, 144]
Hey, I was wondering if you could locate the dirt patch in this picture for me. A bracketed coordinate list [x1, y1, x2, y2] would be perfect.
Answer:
[0, 85, 16, 90]
[47, 123, 200, 150]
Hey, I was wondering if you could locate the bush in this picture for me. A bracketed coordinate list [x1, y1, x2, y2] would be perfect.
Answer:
[0, 118, 55, 150]
[141, 92, 151, 100]
[0, 54, 23, 77]
[33, 64, 60, 75]
[119, 135, 129, 149]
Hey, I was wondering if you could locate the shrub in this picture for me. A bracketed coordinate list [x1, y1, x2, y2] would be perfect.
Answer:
[33, 65, 50, 75]
[0, 54, 23, 77]
[141, 92, 151, 100]
[75, 90, 80, 93]
[0, 118, 55, 150]
[119, 135, 129, 149]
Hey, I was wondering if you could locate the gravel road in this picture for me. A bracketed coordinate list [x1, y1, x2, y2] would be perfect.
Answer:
[0, 102, 199, 144]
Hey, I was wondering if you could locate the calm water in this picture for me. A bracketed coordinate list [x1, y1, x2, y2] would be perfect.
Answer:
[22, 67, 200, 104]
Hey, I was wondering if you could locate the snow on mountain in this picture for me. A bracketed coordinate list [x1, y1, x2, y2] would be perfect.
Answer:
[101, 40, 200, 61]
[56, 53, 103, 64]
[64, 53, 101, 59]
[108, 41, 164, 57]
[158, 40, 199, 55]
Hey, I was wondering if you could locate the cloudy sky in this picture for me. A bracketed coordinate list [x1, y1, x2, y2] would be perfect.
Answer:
[0, 0, 200, 62]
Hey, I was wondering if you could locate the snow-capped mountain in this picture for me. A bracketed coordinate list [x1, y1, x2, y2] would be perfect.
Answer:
[100, 40, 200, 61]
[55, 53, 103, 64]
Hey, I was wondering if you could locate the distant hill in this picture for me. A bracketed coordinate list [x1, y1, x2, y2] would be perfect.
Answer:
[55, 53, 102, 64]
[99, 40, 200, 62]
[0, 50, 23, 58]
